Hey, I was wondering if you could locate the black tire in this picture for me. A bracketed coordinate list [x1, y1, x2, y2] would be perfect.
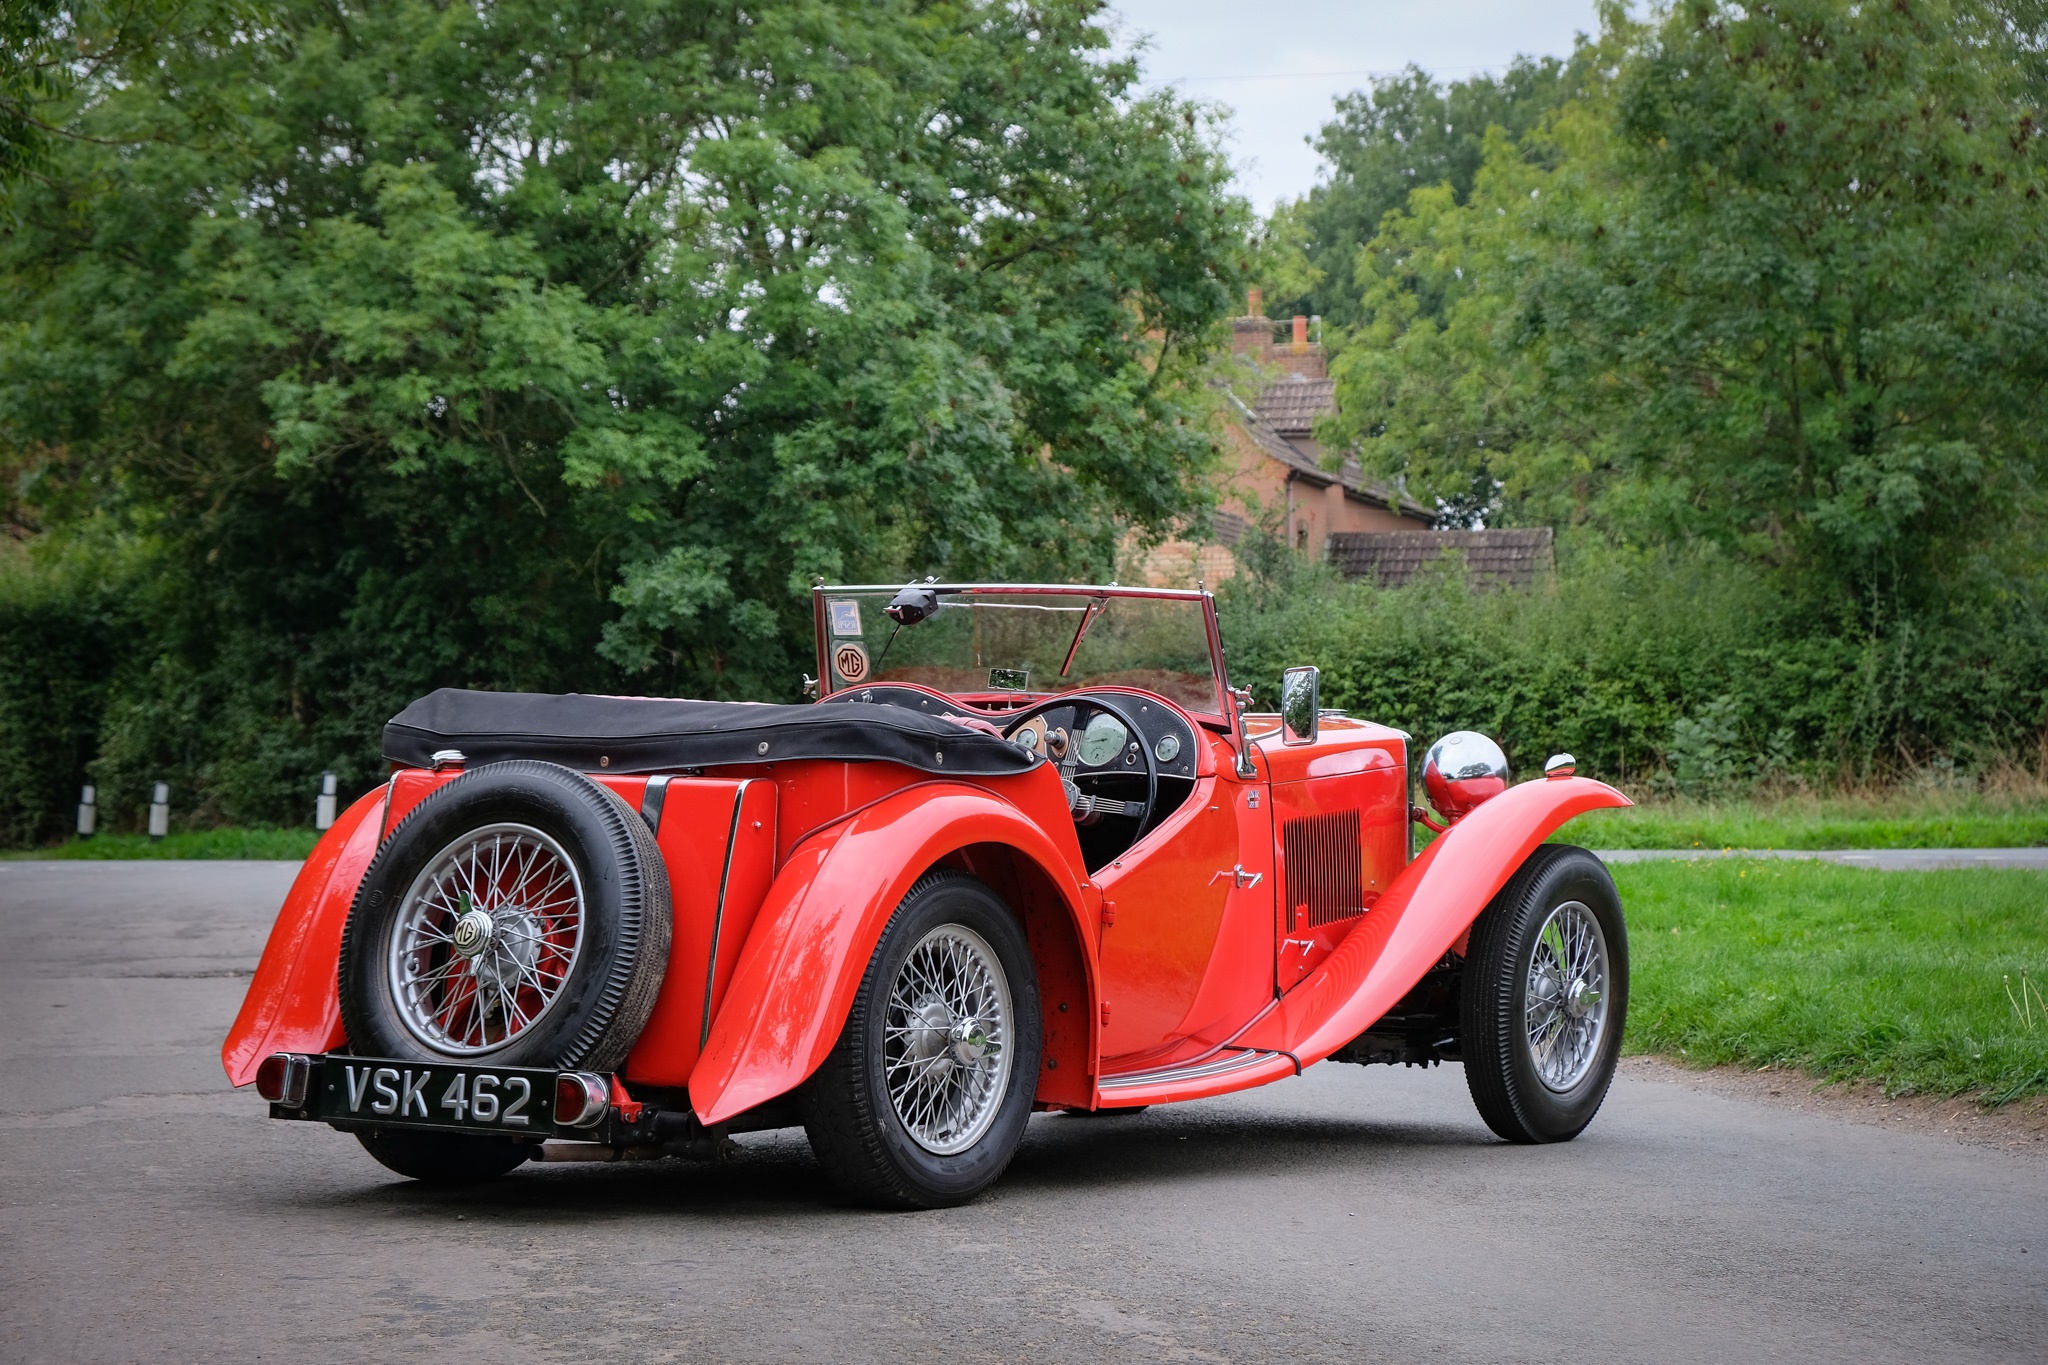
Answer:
[802, 872, 1042, 1209]
[1461, 844, 1628, 1144]
[338, 761, 670, 1182]
[354, 1128, 533, 1185]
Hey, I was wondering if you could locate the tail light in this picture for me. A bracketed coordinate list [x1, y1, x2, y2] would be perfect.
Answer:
[255, 1053, 310, 1107]
[554, 1072, 609, 1128]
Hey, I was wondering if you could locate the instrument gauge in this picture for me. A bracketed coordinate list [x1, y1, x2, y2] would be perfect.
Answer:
[1077, 714, 1128, 767]
[1008, 717, 1048, 757]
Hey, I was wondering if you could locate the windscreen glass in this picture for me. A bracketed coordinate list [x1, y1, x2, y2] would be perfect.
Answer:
[818, 591, 1222, 715]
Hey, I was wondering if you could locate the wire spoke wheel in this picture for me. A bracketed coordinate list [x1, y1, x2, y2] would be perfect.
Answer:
[801, 873, 1041, 1208]
[1522, 899, 1609, 1093]
[1463, 847, 1627, 1144]
[882, 924, 1014, 1156]
[387, 822, 584, 1055]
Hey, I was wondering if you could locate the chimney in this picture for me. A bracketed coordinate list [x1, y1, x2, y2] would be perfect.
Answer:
[1246, 287, 1264, 319]
[1292, 314, 1308, 351]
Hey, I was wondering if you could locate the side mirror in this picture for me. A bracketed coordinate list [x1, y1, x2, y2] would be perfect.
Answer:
[1280, 665, 1320, 745]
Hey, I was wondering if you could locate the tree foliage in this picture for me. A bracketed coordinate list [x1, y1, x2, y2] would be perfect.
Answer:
[1257, 56, 1573, 326]
[0, 0, 1250, 836]
[1242, 0, 2048, 781]
[1310, 0, 2046, 610]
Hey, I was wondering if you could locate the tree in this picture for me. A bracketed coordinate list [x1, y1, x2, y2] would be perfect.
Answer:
[1323, 0, 2047, 601]
[0, 0, 63, 182]
[0, 0, 1250, 827]
[1319, 27, 1636, 528]
[1258, 57, 1573, 326]
[1322, 129, 1593, 527]
[0, 1, 254, 187]
[1537, 0, 2048, 609]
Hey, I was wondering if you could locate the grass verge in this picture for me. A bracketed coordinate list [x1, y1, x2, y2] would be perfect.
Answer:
[1560, 789, 2048, 850]
[2, 827, 322, 860]
[1615, 860, 2048, 1104]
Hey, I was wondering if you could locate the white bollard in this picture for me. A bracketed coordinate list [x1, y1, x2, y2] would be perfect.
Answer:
[148, 782, 169, 840]
[315, 771, 337, 831]
[76, 785, 96, 837]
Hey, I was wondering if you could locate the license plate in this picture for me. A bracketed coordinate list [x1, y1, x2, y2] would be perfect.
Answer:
[306, 1057, 559, 1134]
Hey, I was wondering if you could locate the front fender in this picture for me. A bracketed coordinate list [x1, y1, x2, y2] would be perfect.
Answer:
[220, 785, 388, 1086]
[1244, 775, 1630, 1064]
[688, 780, 1094, 1125]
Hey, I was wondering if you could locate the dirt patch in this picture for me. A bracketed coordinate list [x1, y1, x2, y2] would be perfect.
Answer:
[1620, 1054, 2048, 1157]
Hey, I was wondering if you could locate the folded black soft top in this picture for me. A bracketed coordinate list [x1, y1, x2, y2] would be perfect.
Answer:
[383, 688, 1040, 778]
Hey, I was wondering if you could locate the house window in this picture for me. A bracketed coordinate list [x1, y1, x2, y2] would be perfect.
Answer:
[1295, 522, 1309, 551]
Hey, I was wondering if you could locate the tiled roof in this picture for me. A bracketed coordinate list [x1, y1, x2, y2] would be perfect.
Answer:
[1232, 394, 1305, 469]
[1210, 508, 1250, 547]
[1226, 393, 1430, 522]
[1255, 376, 1337, 436]
[1326, 529, 1556, 590]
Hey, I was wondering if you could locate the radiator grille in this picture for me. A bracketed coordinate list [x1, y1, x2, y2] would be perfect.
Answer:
[1282, 809, 1367, 928]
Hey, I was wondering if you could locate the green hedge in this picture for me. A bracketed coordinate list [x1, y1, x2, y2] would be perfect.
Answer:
[1217, 542, 2048, 789]
[7, 535, 2044, 848]
[0, 552, 132, 847]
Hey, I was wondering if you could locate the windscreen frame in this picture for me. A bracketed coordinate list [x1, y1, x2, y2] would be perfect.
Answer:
[810, 582, 1233, 725]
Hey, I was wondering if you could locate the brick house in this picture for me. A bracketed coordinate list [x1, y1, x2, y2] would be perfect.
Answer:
[1137, 289, 1433, 587]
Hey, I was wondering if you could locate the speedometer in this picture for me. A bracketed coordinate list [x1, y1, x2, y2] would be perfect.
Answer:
[1076, 714, 1128, 766]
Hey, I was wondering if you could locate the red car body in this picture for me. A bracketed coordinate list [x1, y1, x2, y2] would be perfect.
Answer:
[224, 584, 1627, 1132]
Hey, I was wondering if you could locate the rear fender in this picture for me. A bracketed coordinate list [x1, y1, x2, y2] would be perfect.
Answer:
[689, 777, 1095, 1125]
[220, 785, 389, 1086]
[1242, 775, 1630, 1064]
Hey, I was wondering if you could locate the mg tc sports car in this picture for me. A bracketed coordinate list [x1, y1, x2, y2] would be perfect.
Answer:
[224, 581, 1632, 1208]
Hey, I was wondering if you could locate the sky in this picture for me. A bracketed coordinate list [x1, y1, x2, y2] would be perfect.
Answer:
[1107, 0, 1603, 213]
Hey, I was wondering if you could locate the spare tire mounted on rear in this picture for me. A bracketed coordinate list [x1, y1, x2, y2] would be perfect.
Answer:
[339, 760, 671, 1075]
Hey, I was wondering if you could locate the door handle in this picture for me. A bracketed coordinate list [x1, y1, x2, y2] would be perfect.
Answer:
[1209, 864, 1263, 889]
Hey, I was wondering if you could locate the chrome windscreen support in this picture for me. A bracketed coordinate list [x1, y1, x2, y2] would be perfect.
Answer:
[1229, 686, 1258, 779]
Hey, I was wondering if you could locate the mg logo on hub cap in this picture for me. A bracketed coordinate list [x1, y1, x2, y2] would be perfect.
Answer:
[452, 906, 495, 959]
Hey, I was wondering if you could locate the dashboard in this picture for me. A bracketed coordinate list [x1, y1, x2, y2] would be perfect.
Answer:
[821, 683, 1201, 870]
[1000, 699, 1197, 782]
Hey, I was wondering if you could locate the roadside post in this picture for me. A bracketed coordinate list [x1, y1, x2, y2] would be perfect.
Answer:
[148, 782, 169, 840]
[76, 785, 96, 837]
[315, 771, 337, 831]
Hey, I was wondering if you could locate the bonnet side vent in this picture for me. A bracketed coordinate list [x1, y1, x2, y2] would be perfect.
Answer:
[1282, 809, 1366, 929]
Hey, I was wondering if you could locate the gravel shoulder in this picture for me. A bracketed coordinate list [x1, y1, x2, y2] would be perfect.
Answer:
[1621, 1055, 2048, 1156]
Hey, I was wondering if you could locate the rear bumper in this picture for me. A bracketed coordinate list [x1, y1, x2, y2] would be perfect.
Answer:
[261, 1052, 661, 1147]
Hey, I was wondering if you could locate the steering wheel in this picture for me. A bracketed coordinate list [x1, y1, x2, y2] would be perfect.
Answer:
[1002, 695, 1160, 839]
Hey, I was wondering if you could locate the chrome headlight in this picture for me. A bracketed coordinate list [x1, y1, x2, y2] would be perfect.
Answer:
[1422, 731, 1510, 823]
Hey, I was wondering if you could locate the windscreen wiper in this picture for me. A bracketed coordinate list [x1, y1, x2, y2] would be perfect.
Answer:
[875, 582, 942, 672]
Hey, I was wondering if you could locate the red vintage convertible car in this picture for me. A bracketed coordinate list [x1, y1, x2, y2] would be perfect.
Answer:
[225, 581, 1631, 1207]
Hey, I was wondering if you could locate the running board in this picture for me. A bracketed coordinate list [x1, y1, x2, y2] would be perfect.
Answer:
[1099, 1048, 1286, 1092]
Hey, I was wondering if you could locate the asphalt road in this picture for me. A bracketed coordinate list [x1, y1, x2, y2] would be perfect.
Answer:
[2, 860, 2043, 1364]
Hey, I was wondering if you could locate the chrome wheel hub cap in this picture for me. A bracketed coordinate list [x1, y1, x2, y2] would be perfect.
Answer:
[884, 925, 1013, 1155]
[903, 1000, 957, 1081]
[451, 907, 495, 958]
[388, 823, 584, 1056]
[1524, 900, 1610, 1093]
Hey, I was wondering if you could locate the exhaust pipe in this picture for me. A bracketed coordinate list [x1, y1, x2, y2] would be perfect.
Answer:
[535, 1132, 741, 1164]
[535, 1142, 666, 1163]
